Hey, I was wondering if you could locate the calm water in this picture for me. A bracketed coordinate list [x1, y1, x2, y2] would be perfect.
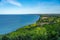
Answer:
[0, 14, 40, 34]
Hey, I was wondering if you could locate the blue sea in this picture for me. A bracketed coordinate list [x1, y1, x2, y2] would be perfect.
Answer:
[0, 14, 40, 34]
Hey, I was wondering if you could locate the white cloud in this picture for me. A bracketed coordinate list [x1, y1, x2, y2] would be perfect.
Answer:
[0, 0, 22, 7]
[7, 0, 22, 7]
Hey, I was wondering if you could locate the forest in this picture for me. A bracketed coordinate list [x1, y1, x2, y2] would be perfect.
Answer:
[0, 15, 60, 40]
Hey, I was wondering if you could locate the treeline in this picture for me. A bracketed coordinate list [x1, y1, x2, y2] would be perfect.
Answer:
[0, 16, 60, 40]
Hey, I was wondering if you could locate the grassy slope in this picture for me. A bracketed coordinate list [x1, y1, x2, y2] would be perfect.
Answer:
[0, 15, 60, 40]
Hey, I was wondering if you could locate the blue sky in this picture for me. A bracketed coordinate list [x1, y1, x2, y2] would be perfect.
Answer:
[0, 0, 60, 14]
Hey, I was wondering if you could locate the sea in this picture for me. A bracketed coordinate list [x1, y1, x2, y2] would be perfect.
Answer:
[0, 14, 40, 34]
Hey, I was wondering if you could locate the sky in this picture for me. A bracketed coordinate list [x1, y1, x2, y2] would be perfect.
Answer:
[0, 0, 60, 14]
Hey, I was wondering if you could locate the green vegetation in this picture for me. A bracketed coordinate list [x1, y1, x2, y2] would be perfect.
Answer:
[0, 15, 60, 40]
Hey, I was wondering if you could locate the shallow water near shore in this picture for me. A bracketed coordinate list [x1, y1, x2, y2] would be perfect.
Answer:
[0, 14, 40, 34]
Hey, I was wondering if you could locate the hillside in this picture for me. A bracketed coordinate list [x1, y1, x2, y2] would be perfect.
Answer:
[0, 15, 60, 40]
